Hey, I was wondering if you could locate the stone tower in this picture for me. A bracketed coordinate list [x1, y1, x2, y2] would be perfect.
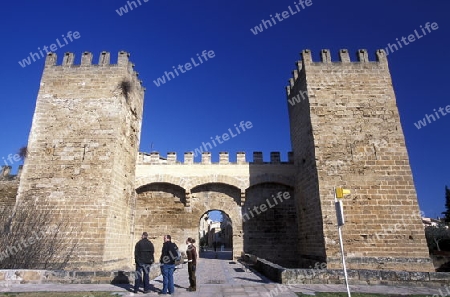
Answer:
[15, 51, 145, 270]
[287, 49, 434, 271]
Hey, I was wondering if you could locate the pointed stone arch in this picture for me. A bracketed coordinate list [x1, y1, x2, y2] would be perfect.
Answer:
[191, 184, 243, 258]
[198, 209, 233, 258]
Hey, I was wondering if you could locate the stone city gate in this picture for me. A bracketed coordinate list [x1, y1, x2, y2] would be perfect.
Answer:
[10, 50, 435, 272]
[133, 151, 298, 268]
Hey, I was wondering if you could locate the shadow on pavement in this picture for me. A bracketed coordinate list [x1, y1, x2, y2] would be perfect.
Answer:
[233, 277, 270, 284]
[199, 249, 232, 260]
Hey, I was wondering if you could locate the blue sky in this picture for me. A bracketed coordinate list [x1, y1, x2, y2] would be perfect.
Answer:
[207, 211, 223, 223]
[0, 0, 448, 218]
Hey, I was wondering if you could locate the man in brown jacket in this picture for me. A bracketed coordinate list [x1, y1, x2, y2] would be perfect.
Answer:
[185, 237, 197, 292]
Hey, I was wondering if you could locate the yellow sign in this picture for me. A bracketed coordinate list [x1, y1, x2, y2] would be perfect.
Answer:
[335, 187, 351, 199]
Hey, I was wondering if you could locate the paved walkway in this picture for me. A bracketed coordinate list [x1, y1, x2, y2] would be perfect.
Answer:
[0, 250, 446, 296]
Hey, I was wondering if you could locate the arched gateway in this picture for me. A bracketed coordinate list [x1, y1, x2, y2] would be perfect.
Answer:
[134, 156, 297, 265]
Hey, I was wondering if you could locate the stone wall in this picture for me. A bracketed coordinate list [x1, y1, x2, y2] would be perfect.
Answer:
[244, 183, 298, 268]
[286, 51, 327, 268]
[287, 49, 433, 271]
[135, 182, 194, 260]
[0, 267, 160, 285]
[14, 51, 145, 270]
[249, 255, 450, 286]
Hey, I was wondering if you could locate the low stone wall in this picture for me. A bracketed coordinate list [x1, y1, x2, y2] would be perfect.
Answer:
[254, 258, 284, 283]
[0, 264, 161, 285]
[249, 254, 450, 287]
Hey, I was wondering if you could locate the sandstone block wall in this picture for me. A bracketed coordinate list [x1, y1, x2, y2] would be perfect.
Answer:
[287, 56, 326, 267]
[244, 184, 298, 267]
[287, 49, 433, 271]
[15, 51, 145, 270]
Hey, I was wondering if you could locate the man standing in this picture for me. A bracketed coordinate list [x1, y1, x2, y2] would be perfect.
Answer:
[134, 232, 155, 294]
[159, 235, 178, 295]
[186, 237, 197, 292]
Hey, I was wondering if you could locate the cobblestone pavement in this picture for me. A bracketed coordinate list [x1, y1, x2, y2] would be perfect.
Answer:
[0, 250, 445, 296]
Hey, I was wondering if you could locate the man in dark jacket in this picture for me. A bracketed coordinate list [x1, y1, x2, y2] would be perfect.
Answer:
[159, 235, 178, 295]
[134, 232, 154, 294]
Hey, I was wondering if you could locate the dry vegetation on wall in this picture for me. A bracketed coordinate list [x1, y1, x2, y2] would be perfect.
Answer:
[0, 199, 79, 269]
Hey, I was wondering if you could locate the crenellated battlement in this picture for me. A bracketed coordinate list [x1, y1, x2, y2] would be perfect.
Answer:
[137, 151, 294, 165]
[286, 49, 388, 96]
[45, 50, 133, 67]
[42, 50, 145, 93]
[45, 51, 142, 82]
[298, 48, 387, 64]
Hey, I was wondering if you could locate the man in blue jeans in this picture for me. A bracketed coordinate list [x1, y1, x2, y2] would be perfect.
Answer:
[134, 232, 155, 294]
[159, 235, 178, 295]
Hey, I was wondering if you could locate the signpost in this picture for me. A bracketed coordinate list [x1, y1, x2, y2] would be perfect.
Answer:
[335, 187, 351, 297]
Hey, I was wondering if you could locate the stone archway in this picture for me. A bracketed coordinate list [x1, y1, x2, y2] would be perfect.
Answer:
[134, 181, 243, 262]
[190, 183, 242, 259]
[198, 210, 233, 260]
[134, 182, 189, 260]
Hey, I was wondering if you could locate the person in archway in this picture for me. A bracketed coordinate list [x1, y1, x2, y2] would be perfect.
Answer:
[159, 235, 178, 295]
[134, 231, 154, 294]
[186, 237, 197, 292]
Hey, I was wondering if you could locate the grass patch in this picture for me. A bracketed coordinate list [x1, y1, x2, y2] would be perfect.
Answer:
[296, 293, 431, 297]
[0, 292, 123, 297]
